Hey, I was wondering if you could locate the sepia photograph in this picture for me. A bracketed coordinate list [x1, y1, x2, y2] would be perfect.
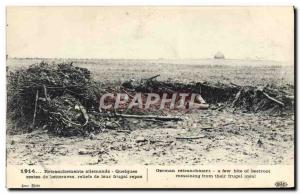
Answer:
[6, 6, 295, 189]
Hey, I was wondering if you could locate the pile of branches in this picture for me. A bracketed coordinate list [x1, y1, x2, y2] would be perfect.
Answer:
[7, 63, 182, 136]
[230, 85, 294, 112]
[7, 63, 293, 137]
[7, 62, 111, 136]
[122, 75, 294, 113]
[123, 75, 239, 104]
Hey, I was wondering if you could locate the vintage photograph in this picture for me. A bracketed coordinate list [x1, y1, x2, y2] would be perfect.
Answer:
[6, 6, 294, 188]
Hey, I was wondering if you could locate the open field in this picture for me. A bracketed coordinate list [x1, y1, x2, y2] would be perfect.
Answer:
[6, 58, 294, 165]
[7, 58, 294, 86]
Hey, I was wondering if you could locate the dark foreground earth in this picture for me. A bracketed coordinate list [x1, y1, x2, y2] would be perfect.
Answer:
[7, 109, 294, 165]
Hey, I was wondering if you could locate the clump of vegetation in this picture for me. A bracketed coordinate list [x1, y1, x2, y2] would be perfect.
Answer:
[7, 62, 293, 137]
[7, 62, 102, 135]
[122, 78, 294, 112]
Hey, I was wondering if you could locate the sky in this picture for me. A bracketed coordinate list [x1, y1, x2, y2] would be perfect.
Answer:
[6, 7, 294, 62]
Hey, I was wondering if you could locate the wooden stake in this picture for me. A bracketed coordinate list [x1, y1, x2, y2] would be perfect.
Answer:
[263, 92, 285, 106]
[43, 84, 48, 104]
[32, 90, 39, 127]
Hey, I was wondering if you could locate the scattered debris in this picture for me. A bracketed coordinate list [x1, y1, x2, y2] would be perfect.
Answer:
[257, 139, 263, 147]
[201, 126, 213, 130]
[136, 137, 147, 143]
[122, 77, 293, 112]
[176, 135, 205, 140]
[115, 113, 182, 121]
[7, 62, 294, 137]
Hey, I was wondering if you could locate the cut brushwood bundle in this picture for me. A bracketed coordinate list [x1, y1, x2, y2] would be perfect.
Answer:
[7, 62, 105, 136]
[122, 77, 293, 112]
[229, 84, 292, 112]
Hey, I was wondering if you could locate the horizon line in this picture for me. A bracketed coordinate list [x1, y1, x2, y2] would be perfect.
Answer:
[7, 57, 287, 63]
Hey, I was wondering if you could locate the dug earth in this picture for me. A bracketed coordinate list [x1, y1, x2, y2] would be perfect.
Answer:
[7, 109, 294, 165]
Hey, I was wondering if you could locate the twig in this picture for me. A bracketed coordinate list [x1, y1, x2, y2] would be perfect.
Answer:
[116, 130, 131, 133]
[230, 82, 241, 88]
[121, 87, 134, 98]
[176, 135, 205, 140]
[115, 113, 182, 121]
[32, 90, 39, 127]
[231, 90, 241, 106]
[262, 92, 285, 106]
[144, 74, 160, 81]
[79, 105, 89, 126]
[22, 84, 87, 90]
[144, 118, 164, 123]
[201, 126, 213, 130]
[43, 84, 48, 104]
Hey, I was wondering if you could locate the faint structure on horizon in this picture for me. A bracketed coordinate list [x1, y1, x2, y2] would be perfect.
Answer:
[214, 52, 225, 59]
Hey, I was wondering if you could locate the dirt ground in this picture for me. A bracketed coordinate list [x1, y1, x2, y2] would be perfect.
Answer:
[7, 109, 294, 165]
[6, 58, 295, 165]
